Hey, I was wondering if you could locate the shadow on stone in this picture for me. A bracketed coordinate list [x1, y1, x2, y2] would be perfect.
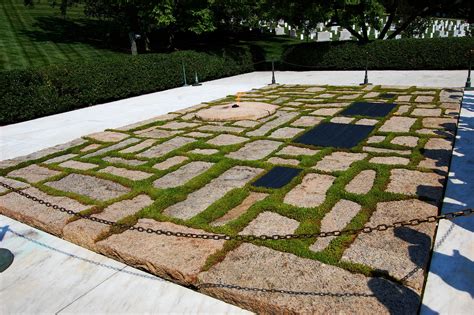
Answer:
[368, 277, 420, 315]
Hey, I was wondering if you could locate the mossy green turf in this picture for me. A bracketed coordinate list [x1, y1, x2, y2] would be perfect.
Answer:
[0, 84, 457, 285]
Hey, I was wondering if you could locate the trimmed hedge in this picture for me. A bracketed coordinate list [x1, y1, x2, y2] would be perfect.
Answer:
[281, 37, 474, 70]
[0, 49, 255, 125]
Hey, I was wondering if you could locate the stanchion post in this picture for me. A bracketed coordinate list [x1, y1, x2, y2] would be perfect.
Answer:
[360, 51, 372, 86]
[270, 60, 276, 85]
[192, 72, 202, 86]
[182, 62, 188, 87]
[466, 49, 473, 90]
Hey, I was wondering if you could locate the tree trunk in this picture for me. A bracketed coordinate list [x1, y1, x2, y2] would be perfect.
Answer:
[379, 0, 399, 39]
[334, 8, 365, 42]
[387, 7, 431, 39]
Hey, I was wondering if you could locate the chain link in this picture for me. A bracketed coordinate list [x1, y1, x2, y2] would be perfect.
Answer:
[1, 181, 473, 241]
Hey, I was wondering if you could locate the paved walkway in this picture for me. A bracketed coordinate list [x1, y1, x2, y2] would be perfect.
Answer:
[0, 70, 466, 160]
[0, 215, 249, 314]
[421, 90, 474, 314]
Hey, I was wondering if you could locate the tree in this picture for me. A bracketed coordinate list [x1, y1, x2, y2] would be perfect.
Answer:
[24, 0, 81, 18]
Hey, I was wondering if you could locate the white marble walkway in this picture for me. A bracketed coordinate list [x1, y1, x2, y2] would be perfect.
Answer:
[421, 90, 474, 314]
[0, 215, 250, 314]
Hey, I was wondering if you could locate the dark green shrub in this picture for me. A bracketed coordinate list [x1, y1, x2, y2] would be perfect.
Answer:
[0, 49, 255, 125]
[281, 37, 474, 70]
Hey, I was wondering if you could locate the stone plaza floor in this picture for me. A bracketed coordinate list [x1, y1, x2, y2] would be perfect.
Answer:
[0, 83, 465, 313]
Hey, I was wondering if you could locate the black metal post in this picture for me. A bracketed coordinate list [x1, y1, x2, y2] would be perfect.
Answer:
[466, 50, 472, 90]
[360, 51, 371, 86]
[182, 62, 188, 87]
[192, 72, 202, 86]
[270, 60, 276, 85]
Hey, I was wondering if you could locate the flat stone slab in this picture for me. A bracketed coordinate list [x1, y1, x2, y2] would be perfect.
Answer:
[102, 157, 147, 166]
[0, 176, 30, 193]
[134, 128, 180, 139]
[80, 144, 101, 152]
[395, 105, 411, 115]
[7, 165, 61, 183]
[246, 112, 298, 137]
[159, 121, 199, 130]
[422, 118, 457, 131]
[185, 131, 213, 138]
[276, 145, 319, 156]
[138, 137, 195, 158]
[355, 118, 378, 126]
[59, 160, 98, 170]
[44, 153, 77, 164]
[284, 173, 335, 208]
[82, 138, 141, 158]
[239, 211, 299, 235]
[210, 192, 268, 227]
[99, 166, 153, 181]
[345, 170, 376, 194]
[97, 219, 225, 285]
[63, 195, 153, 249]
[227, 140, 281, 161]
[0, 187, 89, 236]
[311, 108, 341, 116]
[330, 117, 354, 124]
[119, 139, 156, 153]
[291, 116, 323, 127]
[153, 161, 214, 188]
[310, 200, 361, 252]
[153, 156, 188, 170]
[207, 134, 248, 146]
[266, 157, 299, 166]
[391, 136, 419, 147]
[369, 156, 410, 165]
[45, 174, 130, 201]
[163, 166, 263, 220]
[414, 96, 434, 103]
[367, 136, 386, 144]
[363, 146, 411, 156]
[189, 149, 219, 155]
[314, 152, 367, 172]
[196, 102, 277, 121]
[198, 243, 420, 314]
[86, 131, 129, 142]
[198, 125, 245, 133]
[386, 169, 445, 203]
[379, 117, 416, 133]
[411, 108, 442, 117]
[269, 127, 303, 139]
[343, 199, 437, 291]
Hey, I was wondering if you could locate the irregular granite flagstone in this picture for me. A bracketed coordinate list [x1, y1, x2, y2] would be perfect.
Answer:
[233, 120, 259, 128]
[345, 170, 376, 194]
[314, 152, 367, 172]
[7, 165, 61, 183]
[343, 199, 437, 291]
[284, 173, 335, 208]
[45, 174, 130, 201]
[330, 117, 354, 124]
[338, 94, 360, 100]
[363, 92, 380, 98]
[269, 127, 304, 139]
[355, 118, 378, 126]
[418, 138, 453, 173]
[0, 187, 89, 236]
[379, 117, 416, 133]
[386, 169, 444, 203]
[291, 116, 324, 127]
[82, 138, 141, 158]
[185, 131, 213, 138]
[227, 140, 282, 161]
[310, 108, 341, 116]
[99, 166, 153, 181]
[304, 87, 326, 93]
[411, 108, 442, 117]
[267, 157, 299, 166]
[63, 195, 153, 250]
[197, 125, 245, 134]
[239, 212, 299, 235]
[414, 96, 434, 103]
[153, 156, 188, 170]
[102, 157, 147, 166]
[96, 219, 225, 284]
[119, 139, 156, 153]
[310, 200, 361, 252]
[59, 160, 98, 170]
[137, 137, 195, 158]
[134, 128, 180, 139]
[440, 89, 463, 103]
[198, 243, 420, 314]
[246, 112, 298, 137]
[86, 131, 129, 143]
[273, 96, 290, 104]
[396, 95, 412, 102]
[422, 117, 457, 131]
[80, 144, 101, 152]
[394, 105, 411, 115]
[277, 145, 319, 156]
[316, 93, 336, 99]
[363, 146, 411, 156]
[189, 149, 219, 155]
[115, 113, 179, 131]
[159, 121, 199, 130]
[369, 156, 410, 165]
[207, 134, 248, 146]
[0, 176, 30, 194]
[210, 192, 268, 226]
[153, 161, 214, 188]
[391, 136, 419, 147]
[306, 102, 349, 108]
[44, 153, 77, 164]
[163, 166, 263, 220]
[367, 136, 386, 144]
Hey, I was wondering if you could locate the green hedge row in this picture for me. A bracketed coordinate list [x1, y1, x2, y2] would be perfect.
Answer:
[0, 49, 255, 125]
[281, 37, 474, 70]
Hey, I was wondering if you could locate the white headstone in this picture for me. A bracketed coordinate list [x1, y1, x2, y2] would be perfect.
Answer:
[316, 31, 331, 42]
[300, 33, 305, 40]
[289, 29, 297, 37]
[339, 29, 352, 41]
[275, 26, 285, 35]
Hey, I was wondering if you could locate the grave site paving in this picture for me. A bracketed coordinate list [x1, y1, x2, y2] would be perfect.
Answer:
[0, 84, 463, 314]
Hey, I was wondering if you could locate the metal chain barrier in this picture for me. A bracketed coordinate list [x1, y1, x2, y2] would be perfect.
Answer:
[1, 181, 473, 242]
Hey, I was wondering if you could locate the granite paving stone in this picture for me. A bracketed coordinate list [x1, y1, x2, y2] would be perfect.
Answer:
[45, 174, 130, 201]
[386, 169, 445, 203]
[82, 138, 141, 158]
[411, 108, 442, 117]
[345, 170, 376, 194]
[137, 137, 196, 158]
[310, 200, 361, 252]
[330, 117, 354, 124]
[267, 157, 299, 166]
[119, 139, 156, 153]
[276, 145, 319, 156]
[59, 160, 98, 171]
[189, 149, 219, 155]
[102, 157, 147, 166]
[99, 166, 153, 181]
[310, 108, 341, 116]
[355, 118, 378, 126]
[394, 105, 411, 115]
[284, 173, 335, 208]
[185, 131, 213, 138]
[159, 122, 199, 130]
[291, 116, 324, 127]
[44, 153, 78, 164]
[163, 166, 263, 219]
[207, 134, 248, 146]
[379, 117, 416, 133]
[422, 117, 457, 131]
[390, 136, 419, 147]
[363, 146, 412, 156]
[304, 87, 326, 93]
[367, 136, 386, 144]
[0, 176, 30, 193]
[343, 199, 437, 291]
[134, 128, 180, 139]
[396, 95, 412, 102]
[80, 144, 102, 152]
[316, 93, 336, 98]
[246, 112, 298, 137]
[63, 195, 153, 249]
[153, 162, 214, 188]
[414, 96, 434, 103]
[97, 219, 225, 284]
[227, 140, 281, 161]
[153, 156, 188, 170]
[363, 92, 380, 98]
[369, 156, 410, 165]
[210, 192, 268, 226]
[233, 120, 259, 128]
[313, 152, 367, 172]
[269, 127, 304, 139]
[439, 89, 463, 103]
[86, 131, 129, 143]
[7, 165, 61, 183]
[239, 212, 299, 235]
[0, 187, 89, 236]
[198, 125, 245, 133]
[418, 138, 453, 173]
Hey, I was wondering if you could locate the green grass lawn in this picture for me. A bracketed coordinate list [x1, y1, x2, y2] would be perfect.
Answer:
[0, 0, 123, 71]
